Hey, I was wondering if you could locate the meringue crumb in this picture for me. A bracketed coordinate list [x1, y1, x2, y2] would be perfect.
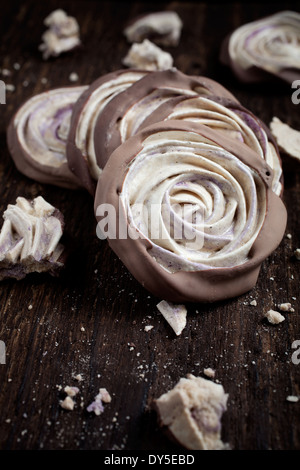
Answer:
[99, 388, 112, 403]
[74, 373, 83, 382]
[60, 396, 75, 410]
[64, 385, 79, 397]
[250, 299, 257, 306]
[286, 233, 292, 239]
[6, 84, 15, 92]
[265, 309, 285, 324]
[69, 72, 79, 82]
[278, 302, 294, 312]
[203, 368, 215, 378]
[144, 325, 154, 332]
[28, 304, 33, 310]
[294, 248, 300, 260]
[286, 395, 299, 403]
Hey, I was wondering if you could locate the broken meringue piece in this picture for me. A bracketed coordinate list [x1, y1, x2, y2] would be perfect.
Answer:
[86, 388, 111, 415]
[270, 117, 300, 162]
[124, 11, 183, 47]
[156, 300, 187, 336]
[39, 9, 81, 60]
[0, 196, 66, 281]
[154, 374, 229, 450]
[265, 309, 285, 324]
[122, 39, 174, 71]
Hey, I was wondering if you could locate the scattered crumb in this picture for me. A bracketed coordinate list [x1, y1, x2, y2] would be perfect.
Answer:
[41, 77, 48, 84]
[250, 299, 257, 306]
[1, 68, 11, 76]
[69, 72, 79, 82]
[203, 368, 215, 378]
[22, 80, 29, 87]
[6, 84, 15, 92]
[80, 326, 85, 332]
[87, 390, 105, 416]
[286, 233, 292, 239]
[294, 248, 300, 260]
[28, 304, 33, 310]
[278, 302, 294, 312]
[286, 395, 299, 403]
[144, 325, 154, 332]
[99, 388, 112, 403]
[64, 385, 79, 397]
[73, 373, 83, 382]
[156, 300, 187, 336]
[13, 63, 20, 70]
[265, 309, 285, 324]
[60, 396, 75, 410]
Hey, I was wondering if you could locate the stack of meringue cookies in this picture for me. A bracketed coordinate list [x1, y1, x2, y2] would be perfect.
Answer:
[5, 10, 300, 306]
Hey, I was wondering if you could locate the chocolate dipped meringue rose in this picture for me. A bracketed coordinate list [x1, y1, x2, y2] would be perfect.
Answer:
[66, 69, 149, 194]
[7, 86, 87, 189]
[94, 121, 287, 303]
[92, 69, 237, 171]
[129, 94, 283, 196]
[220, 11, 300, 84]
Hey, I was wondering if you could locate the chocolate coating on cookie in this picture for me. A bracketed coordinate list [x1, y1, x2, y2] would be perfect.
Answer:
[66, 69, 148, 194]
[93, 68, 238, 170]
[94, 121, 287, 303]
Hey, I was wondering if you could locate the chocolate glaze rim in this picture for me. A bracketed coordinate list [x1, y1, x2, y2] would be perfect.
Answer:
[93, 68, 240, 171]
[66, 69, 149, 195]
[94, 120, 287, 303]
[7, 86, 86, 190]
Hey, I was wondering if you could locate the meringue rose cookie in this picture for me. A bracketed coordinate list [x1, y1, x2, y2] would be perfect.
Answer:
[220, 11, 300, 84]
[7, 86, 87, 189]
[66, 69, 148, 194]
[134, 94, 283, 196]
[0, 196, 66, 281]
[93, 68, 238, 171]
[94, 121, 287, 303]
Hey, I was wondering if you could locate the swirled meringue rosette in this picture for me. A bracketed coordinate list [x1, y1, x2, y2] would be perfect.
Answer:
[93, 69, 237, 171]
[132, 94, 283, 196]
[7, 86, 87, 189]
[94, 121, 287, 303]
[66, 69, 148, 194]
[220, 11, 300, 84]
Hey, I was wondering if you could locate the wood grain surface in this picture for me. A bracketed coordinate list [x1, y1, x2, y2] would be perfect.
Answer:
[0, 0, 299, 452]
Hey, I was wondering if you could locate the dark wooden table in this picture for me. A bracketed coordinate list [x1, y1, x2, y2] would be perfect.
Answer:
[0, 0, 299, 452]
